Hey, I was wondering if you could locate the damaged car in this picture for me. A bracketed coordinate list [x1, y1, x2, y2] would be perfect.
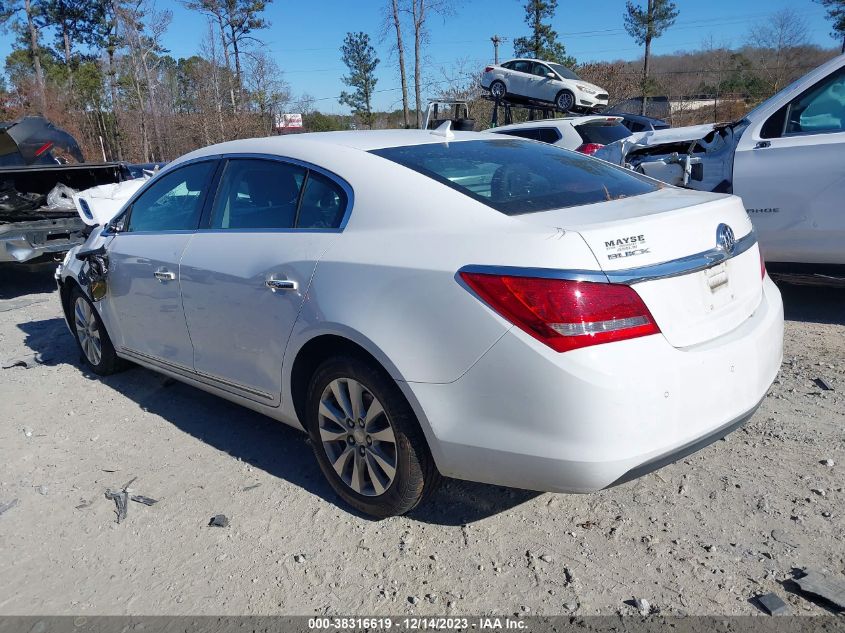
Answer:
[58, 128, 782, 518]
[0, 116, 132, 263]
[595, 54, 845, 274]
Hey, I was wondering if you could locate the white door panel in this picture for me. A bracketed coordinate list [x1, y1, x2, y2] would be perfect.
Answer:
[180, 232, 337, 405]
[107, 233, 195, 367]
[734, 132, 845, 264]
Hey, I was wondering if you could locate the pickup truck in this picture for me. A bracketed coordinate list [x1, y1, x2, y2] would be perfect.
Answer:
[0, 116, 131, 263]
[596, 54, 845, 277]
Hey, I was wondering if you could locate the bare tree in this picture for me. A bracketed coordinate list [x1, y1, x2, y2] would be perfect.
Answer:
[405, 0, 454, 127]
[181, 0, 237, 110]
[748, 8, 809, 93]
[382, 0, 410, 128]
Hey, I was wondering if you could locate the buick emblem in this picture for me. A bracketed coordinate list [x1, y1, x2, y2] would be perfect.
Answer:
[716, 223, 736, 254]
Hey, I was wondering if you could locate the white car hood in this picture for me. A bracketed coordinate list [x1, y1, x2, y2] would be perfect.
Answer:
[73, 178, 148, 226]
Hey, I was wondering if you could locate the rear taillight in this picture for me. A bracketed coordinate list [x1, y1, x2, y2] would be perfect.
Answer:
[460, 272, 660, 353]
[484, 66, 494, 72]
[576, 143, 604, 155]
[760, 251, 766, 279]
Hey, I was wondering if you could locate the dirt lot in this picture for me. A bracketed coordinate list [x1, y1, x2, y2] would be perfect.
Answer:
[0, 263, 843, 617]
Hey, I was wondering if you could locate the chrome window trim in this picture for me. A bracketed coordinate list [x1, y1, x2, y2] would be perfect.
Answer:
[205, 153, 355, 233]
[459, 229, 758, 286]
[102, 152, 355, 236]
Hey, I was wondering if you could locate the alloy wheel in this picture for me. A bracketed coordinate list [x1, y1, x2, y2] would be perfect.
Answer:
[318, 378, 398, 496]
[491, 82, 505, 98]
[557, 91, 574, 111]
[74, 297, 102, 366]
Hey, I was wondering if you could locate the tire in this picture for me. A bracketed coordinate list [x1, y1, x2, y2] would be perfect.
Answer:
[555, 89, 575, 112]
[69, 285, 123, 376]
[489, 80, 507, 100]
[305, 355, 440, 518]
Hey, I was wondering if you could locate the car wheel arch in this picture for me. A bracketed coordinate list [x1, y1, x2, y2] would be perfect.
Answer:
[288, 332, 407, 427]
[286, 331, 445, 470]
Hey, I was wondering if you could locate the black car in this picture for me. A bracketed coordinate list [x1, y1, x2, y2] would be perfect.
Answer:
[603, 112, 670, 133]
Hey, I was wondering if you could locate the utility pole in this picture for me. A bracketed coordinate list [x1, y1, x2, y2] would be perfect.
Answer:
[491, 34, 502, 64]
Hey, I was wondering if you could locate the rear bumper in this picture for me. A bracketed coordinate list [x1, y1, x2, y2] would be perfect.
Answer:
[0, 217, 85, 263]
[408, 276, 784, 492]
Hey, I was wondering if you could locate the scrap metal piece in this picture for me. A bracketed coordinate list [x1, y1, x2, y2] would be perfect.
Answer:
[104, 488, 128, 523]
[814, 378, 833, 391]
[795, 570, 845, 610]
[756, 592, 789, 615]
[209, 514, 229, 528]
[130, 495, 158, 506]
[0, 498, 19, 517]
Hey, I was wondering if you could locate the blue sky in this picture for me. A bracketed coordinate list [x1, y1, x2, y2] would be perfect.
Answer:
[0, 0, 838, 112]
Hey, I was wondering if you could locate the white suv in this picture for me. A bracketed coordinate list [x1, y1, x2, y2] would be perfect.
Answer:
[482, 59, 609, 112]
[490, 116, 632, 154]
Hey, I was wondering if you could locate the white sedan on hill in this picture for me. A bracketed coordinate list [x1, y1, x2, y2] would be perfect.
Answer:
[57, 128, 783, 518]
[482, 58, 609, 112]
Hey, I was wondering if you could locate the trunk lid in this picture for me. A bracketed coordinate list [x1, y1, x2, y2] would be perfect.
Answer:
[516, 188, 763, 348]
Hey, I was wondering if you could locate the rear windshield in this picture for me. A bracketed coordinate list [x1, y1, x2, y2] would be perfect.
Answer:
[576, 122, 632, 145]
[370, 138, 658, 215]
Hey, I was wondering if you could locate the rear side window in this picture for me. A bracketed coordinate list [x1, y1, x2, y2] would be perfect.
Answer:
[297, 172, 348, 229]
[576, 123, 631, 145]
[494, 127, 561, 144]
[371, 138, 659, 215]
[211, 159, 305, 229]
[495, 128, 540, 141]
[127, 161, 214, 232]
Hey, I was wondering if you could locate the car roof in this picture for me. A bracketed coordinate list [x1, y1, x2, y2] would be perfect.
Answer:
[170, 129, 502, 166]
[490, 115, 624, 133]
[501, 58, 556, 65]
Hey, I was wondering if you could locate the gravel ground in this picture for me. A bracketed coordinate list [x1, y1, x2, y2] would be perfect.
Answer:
[0, 262, 843, 616]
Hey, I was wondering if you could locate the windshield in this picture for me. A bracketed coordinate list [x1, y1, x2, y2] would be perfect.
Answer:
[371, 139, 659, 216]
[548, 63, 580, 80]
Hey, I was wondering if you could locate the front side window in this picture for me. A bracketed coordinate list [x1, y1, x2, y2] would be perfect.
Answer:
[532, 63, 552, 78]
[372, 138, 659, 216]
[785, 67, 845, 135]
[126, 161, 214, 232]
[548, 63, 579, 80]
[211, 159, 306, 230]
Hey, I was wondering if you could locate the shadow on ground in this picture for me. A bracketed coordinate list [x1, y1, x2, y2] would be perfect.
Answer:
[17, 313, 537, 524]
[776, 281, 845, 326]
[0, 262, 58, 300]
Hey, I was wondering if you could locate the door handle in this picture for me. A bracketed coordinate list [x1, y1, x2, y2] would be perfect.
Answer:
[265, 278, 298, 292]
[754, 141, 771, 149]
[154, 270, 176, 282]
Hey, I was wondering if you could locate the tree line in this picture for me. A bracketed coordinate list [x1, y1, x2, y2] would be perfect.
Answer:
[1, 0, 843, 162]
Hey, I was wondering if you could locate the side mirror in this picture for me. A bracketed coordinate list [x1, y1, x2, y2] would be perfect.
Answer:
[546, 72, 556, 79]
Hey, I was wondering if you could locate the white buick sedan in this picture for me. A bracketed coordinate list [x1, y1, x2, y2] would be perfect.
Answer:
[57, 129, 784, 518]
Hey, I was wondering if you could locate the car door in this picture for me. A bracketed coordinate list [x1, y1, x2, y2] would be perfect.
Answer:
[532, 62, 558, 102]
[104, 159, 217, 368]
[179, 156, 350, 406]
[508, 60, 534, 97]
[733, 66, 845, 264]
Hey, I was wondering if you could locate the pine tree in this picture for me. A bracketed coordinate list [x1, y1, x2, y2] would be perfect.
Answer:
[339, 32, 379, 128]
[512, 0, 575, 67]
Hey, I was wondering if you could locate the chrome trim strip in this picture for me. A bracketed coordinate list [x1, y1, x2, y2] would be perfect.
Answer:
[459, 230, 757, 286]
[605, 229, 757, 285]
[120, 347, 276, 401]
[458, 264, 608, 283]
